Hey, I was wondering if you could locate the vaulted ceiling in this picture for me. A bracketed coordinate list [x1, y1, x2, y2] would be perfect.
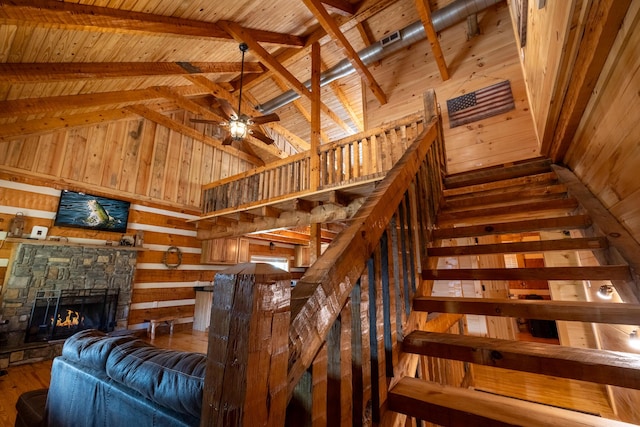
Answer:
[0, 0, 439, 165]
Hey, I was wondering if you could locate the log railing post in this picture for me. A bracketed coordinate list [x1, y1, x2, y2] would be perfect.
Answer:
[201, 263, 291, 427]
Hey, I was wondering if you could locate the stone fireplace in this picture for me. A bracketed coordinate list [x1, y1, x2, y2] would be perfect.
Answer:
[0, 242, 136, 367]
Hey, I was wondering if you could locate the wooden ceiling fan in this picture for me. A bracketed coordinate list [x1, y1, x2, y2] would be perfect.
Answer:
[191, 43, 280, 145]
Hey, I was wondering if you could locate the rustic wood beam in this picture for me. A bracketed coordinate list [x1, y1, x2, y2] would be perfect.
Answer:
[432, 215, 593, 240]
[156, 84, 286, 159]
[0, 0, 306, 46]
[150, 86, 226, 122]
[0, 108, 135, 142]
[403, 331, 640, 390]
[389, 377, 637, 427]
[0, 89, 155, 118]
[0, 62, 263, 83]
[325, 67, 364, 131]
[242, 0, 398, 91]
[321, 0, 357, 15]
[427, 236, 608, 257]
[302, 0, 387, 105]
[413, 296, 640, 325]
[310, 41, 322, 191]
[196, 197, 365, 240]
[218, 20, 352, 134]
[545, 0, 632, 162]
[218, 20, 312, 98]
[271, 74, 330, 145]
[126, 104, 263, 165]
[422, 266, 631, 281]
[414, 0, 449, 80]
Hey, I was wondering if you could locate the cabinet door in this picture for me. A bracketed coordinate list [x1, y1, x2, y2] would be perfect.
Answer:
[201, 238, 240, 264]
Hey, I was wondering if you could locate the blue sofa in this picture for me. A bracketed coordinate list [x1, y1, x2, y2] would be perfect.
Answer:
[45, 329, 206, 427]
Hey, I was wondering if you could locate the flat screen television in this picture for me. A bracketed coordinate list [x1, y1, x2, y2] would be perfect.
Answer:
[54, 190, 130, 233]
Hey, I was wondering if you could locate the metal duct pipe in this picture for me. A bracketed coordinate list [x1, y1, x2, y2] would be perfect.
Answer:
[255, 0, 502, 114]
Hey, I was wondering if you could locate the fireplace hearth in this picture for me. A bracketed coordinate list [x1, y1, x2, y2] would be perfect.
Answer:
[26, 289, 119, 343]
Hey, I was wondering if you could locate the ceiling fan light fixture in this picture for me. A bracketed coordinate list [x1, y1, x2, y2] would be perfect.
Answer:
[596, 284, 614, 300]
[229, 117, 248, 140]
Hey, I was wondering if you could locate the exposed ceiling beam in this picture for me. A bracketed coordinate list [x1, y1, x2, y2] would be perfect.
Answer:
[182, 77, 298, 155]
[218, 20, 354, 135]
[218, 20, 313, 98]
[321, 0, 357, 15]
[0, 62, 264, 84]
[126, 104, 264, 166]
[0, 0, 306, 46]
[0, 89, 157, 118]
[271, 74, 330, 145]
[242, 0, 398, 91]
[0, 109, 135, 142]
[303, 0, 387, 105]
[414, 0, 449, 81]
[150, 86, 227, 123]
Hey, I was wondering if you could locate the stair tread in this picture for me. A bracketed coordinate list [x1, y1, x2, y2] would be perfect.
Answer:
[422, 265, 631, 281]
[427, 236, 608, 256]
[412, 296, 640, 324]
[403, 331, 640, 389]
[432, 215, 592, 239]
[444, 158, 552, 189]
[388, 377, 636, 427]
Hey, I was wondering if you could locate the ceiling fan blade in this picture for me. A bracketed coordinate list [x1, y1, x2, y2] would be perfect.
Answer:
[218, 99, 237, 120]
[251, 130, 275, 145]
[222, 135, 234, 145]
[251, 113, 280, 125]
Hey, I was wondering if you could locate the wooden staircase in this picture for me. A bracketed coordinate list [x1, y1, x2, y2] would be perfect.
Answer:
[387, 158, 640, 426]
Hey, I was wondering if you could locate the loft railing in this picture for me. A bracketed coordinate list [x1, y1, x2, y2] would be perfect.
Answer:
[200, 114, 427, 216]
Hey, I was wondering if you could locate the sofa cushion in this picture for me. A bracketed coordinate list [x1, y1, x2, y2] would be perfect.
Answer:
[61, 329, 138, 371]
[106, 339, 207, 418]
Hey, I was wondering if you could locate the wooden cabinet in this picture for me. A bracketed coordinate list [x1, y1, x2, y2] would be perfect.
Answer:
[201, 237, 250, 264]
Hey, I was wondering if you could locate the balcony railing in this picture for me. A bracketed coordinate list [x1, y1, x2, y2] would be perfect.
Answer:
[200, 113, 427, 217]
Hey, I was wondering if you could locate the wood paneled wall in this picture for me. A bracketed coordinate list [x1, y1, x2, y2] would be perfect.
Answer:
[0, 114, 265, 332]
[363, 1, 540, 174]
[0, 114, 254, 211]
[565, 2, 640, 245]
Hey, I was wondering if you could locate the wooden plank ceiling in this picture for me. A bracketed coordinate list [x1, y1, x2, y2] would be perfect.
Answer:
[0, 0, 437, 165]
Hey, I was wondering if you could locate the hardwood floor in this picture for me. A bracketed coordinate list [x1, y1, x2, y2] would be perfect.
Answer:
[0, 329, 208, 426]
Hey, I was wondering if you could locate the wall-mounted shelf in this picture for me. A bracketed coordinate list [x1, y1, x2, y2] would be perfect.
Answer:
[5, 238, 146, 251]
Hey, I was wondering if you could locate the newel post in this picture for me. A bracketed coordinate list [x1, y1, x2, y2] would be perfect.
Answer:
[201, 263, 291, 427]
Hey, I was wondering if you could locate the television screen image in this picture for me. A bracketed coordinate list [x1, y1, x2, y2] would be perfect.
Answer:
[54, 190, 130, 233]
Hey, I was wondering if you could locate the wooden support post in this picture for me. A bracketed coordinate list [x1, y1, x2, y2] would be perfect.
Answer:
[201, 263, 291, 427]
[310, 41, 321, 191]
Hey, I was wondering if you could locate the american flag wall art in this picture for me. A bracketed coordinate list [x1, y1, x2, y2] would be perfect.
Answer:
[446, 80, 515, 128]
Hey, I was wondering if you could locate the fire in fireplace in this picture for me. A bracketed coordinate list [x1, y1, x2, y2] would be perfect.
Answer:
[26, 289, 119, 343]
